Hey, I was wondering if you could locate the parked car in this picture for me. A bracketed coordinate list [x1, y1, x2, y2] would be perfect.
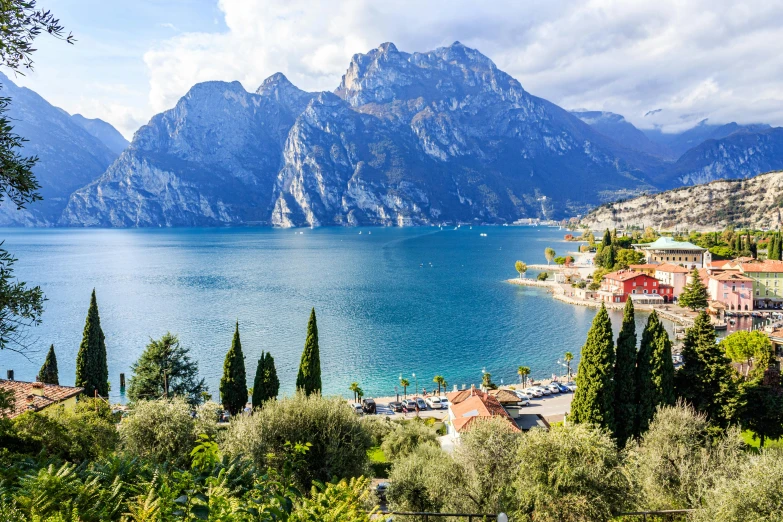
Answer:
[525, 387, 543, 397]
[375, 482, 388, 502]
[517, 394, 530, 406]
[546, 383, 561, 394]
[533, 386, 551, 396]
[405, 399, 417, 410]
[565, 382, 577, 391]
[387, 401, 404, 412]
[362, 398, 377, 414]
[350, 403, 363, 415]
[416, 398, 428, 410]
[514, 390, 532, 400]
[426, 396, 443, 409]
[439, 396, 450, 408]
[555, 382, 571, 393]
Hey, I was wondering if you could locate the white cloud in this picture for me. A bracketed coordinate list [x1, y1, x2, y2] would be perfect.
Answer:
[139, 0, 783, 134]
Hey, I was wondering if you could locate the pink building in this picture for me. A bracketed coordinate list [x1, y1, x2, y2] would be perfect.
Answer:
[707, 272, 754, 311]
[654, 263, 690, 297]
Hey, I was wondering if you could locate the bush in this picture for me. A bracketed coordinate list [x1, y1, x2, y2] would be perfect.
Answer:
[537, 272, 549, 281]
[623, 403, 744, 511]
[363, 415, 395, 446]
[118, 397, 197, 467]
[512, 423, 629, 521]
[387, 443, 460, 514]
[10, 399, 118, 462]
[220, 392, 372, 489]
[381, 420, 438, 461]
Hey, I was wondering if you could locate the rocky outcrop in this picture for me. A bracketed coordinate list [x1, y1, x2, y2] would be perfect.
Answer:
[581, 170, 783, 231]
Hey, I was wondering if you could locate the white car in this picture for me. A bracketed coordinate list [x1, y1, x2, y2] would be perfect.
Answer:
[517, 395, 530, 406]
[565, 382, 577, 392]
[426, 397, 443, 409]
[439, 396, 450, 408]
[514, 390, 532, 401]
[546, 383, 561, 394]
[525, 387, 543, 397]
[350, 403, 363, 414]
[533, 386, 551, 396]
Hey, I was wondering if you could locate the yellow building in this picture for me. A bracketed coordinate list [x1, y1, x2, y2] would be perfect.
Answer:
[634, 237, 709, 268]
[0, 379, 83, 419]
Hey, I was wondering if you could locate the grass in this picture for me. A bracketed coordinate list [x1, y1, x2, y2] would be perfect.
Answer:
[741, 429, 783, 451]
[367, 446, 387, 463]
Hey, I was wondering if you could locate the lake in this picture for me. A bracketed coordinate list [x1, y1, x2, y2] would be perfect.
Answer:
[0, 226, 671, 401]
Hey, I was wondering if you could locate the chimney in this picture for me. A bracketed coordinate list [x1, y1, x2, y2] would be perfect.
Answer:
[26, 394, 35, 409]
[6, 369, 13, 381]
[31, 382, 45, 397]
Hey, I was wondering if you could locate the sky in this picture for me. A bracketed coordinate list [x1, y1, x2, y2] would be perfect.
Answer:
[7, 0, 783, 140]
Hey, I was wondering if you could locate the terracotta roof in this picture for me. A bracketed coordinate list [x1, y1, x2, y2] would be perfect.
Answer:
[628, 264, 659, 270]
[710, 272, 753, 282]
[488, 389, 524, 404]
[738, 261, 783, 273]
[654, 263, 690, 274]
[0, 380, 83, 419]
[447, 388, 520, 433]
[707, 259, 732, 268]
[603, 270, 655, 282]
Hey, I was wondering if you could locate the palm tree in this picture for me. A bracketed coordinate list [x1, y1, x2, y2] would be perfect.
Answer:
[433, 375, 446, 395]
[517, 366, 531, 387]
[349, 382, 360, 402]
[400, 378, 410, 399]
[356, 387, 364, 402]
[564, 352, 574, 379]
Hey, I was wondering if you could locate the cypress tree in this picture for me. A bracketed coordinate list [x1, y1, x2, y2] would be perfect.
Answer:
[220, 321, 247, 415]
[296, 307, 322, 395]
[651, 319, 676, 407]
[635, 311, 658, 436]
[570, 304, 615, 431]
[252, 351, 280, 408]
[75, 289, 109, 397]
[614, 298, 637, 447]
[38, 344, 59, 385]
[678, 269, 709, 311]
[733, 233, 741, 253]
[606, 246, 616, 270]
[602, 229, 612, 248]
[675, 311, 735, 427]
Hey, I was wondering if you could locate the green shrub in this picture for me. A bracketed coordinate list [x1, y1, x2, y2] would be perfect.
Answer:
[381, 420, 438, 461]
[118, 397, 198, 467]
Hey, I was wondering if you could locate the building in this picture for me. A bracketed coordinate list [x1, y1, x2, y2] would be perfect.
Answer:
[597, 270, 669, 303]
[720, 260, 783, 309]
[653, 263, 690, 297]
[0, 379, 83, 419]
[706, 272, 754, 311]
[445, 387, 519, 441]
[628, 264, 659, 276]
[634, 237, 709, 268]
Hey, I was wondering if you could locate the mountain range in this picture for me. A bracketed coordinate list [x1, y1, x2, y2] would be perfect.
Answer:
[3, 42, 783, 227]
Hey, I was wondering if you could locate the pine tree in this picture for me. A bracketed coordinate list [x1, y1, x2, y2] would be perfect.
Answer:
[127, 333, 206, 404]
[75, 289, 109, 397]
[296, 308, 322, 395]
[675, 311, 735, 427]
[651, 318, 676, 407]
[570, 304, 615, 431]
[220, 321, 247, 415]
[38, 344, 59, 385]
[614, 299, 637, 447]
[252, 351, 280, 408]
[678, 268, 709, 311]
[602, 229, 612, 248]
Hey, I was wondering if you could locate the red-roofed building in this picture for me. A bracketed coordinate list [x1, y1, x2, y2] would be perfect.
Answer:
[0, 379, 83, 419]
[654, 263, 690, 297]
[446, 386, 520, 441]
[597, 270, 672, 303]
[706, 272, 754, 311]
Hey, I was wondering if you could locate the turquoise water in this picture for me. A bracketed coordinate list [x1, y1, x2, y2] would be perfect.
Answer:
[0, 226, 667, 401]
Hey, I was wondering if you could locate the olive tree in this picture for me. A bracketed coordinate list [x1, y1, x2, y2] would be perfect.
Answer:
[220, 392, 372, 488]
[381, 420, 438, 460]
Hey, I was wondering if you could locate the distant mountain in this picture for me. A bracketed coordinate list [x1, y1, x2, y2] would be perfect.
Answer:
[70, 114, 129, 155]
[581, 170, 783, 231]
[571, 110, 673, 159]
[643, 120, 771, 158]
[0, 72, 119, 225]
[62, 42, 660, 227]
[657, 127, 783, 186]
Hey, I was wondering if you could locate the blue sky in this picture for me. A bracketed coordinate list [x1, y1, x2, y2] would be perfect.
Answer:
[8, 0, 783, 139]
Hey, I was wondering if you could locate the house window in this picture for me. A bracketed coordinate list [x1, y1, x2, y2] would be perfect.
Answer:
[616, 297, 620, 303]
[632, 289, 636, 294]
[732, 285, 736, 292]
[644, 282, 648, 287]
[643, 290, 648, 294]
[653, 282, 657, 286]
[724, 293, 728, 299]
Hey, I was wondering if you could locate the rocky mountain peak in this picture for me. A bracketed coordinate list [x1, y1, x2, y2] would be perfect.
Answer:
[256, 72, 314, 114]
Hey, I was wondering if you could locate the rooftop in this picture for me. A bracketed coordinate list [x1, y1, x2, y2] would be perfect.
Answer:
[447, 388, 520, 433]
[0, 379, 83, 419]
[736, 260, 783, 273]
[654, 263, 690, 274]
[710, 272, 753, 282]
[637, 237, 706, 251]
[603, 270, 656, 282]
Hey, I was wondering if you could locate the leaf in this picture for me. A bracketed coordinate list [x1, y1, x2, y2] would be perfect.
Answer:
[191, 504, 210, 520]
[174, 494, 188, 505]
[193, 492, 208, 503]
